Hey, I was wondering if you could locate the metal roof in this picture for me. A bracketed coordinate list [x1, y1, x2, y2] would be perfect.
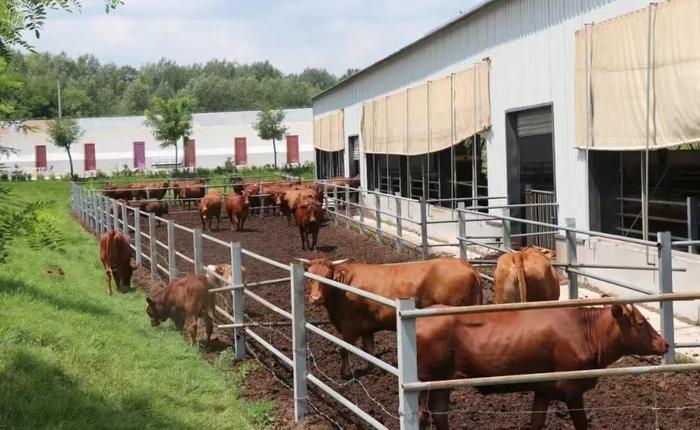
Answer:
[312, 0, 499, 102]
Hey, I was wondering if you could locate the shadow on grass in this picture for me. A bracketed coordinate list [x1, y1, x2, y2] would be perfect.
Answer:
[0, 276, 117, 318]
[0, 350, 186, 429]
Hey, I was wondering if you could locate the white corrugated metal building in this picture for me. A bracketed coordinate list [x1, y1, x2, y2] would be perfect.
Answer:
[1, 108, 313, 175]
[313, 0, 700, 322]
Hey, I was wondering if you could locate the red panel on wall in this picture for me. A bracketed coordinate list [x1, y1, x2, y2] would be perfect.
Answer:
[234, 137, 247, 165]
[35, 145, 47, 169]
[286, 135, 299, 164]
[184, 139, 196, 167]
[84, 143, 96, 171]
[133, 141, 145, 170]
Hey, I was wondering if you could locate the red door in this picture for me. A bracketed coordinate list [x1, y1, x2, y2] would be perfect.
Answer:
[133, 141, 145, 170]
[184, 139, 196, 168]
[286, 135, 299, 164]
[35, 145, 47, 169]
[84, 143, 96, 171]
[234, 137, 247, 165]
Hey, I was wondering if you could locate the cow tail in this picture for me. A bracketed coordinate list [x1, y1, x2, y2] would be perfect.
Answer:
[514, 252, 527, 302]
[104, 230, 115, 272]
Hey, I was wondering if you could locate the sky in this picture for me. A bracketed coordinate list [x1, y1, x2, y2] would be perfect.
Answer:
[26, 0, 481, 75]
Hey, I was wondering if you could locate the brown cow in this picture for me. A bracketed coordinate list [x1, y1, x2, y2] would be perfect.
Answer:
[136, 200, 169, 226]
[198, 190, 222, 231]
[178, 182, 205, 209]
[99, 230, 135, 295]
[225, 191, 250, 231]
[144, 181, 169, 200]
[415, 304, 669, 430]
[280, 189, 317, 225]
[295, 196, 324, 250]
[145, 274, 214, 345]
[493, 246, 559, 303]
[299, 257, 482, 377]
[103, 183, 133, 200]
[205, 263, 247, 288]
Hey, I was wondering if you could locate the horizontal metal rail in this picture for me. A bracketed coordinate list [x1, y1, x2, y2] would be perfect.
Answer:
[242, 249, 290, 271]
[156, 264, 169, 275]
[458, 208, 657, 247]
[458, 236, 505, 254]
[174, 223, 194, 234]
[175, 250, 194, 265]
[566, 268, 655, 295]
[215, 305, 235, 323]
[478, 272, 494, 282]
[201, 233, 231, 248]
[304, 272, 396, 308]
[510, 231, 557, 238]
[203, 266, 230, 285]
[616, 196, 689, 207]
[244, 328, 294, 367]
[467, 202, 559, 210]
[675, 342, 700, 348]
[304, 322, 399, 376]
[673, 240, 700, 246]
[401, 291, 700, 319]
[426, 195, 507, 203]
[403, 362, 700, 392]
[140, 231, 151, 240]
[209, 277, 291, 293]
[244, 289, 292, 320]
[156, 240, 168, 250]
[141, 253, 152, 262]
[426, 243, 460, 247]
[155, 215, 168, 224]
[307, 374, 390, 430]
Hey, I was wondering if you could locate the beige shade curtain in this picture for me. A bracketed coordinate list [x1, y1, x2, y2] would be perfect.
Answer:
[575, 0, 700, 150]
[313, 110, 345, 152]
[362, 61, 491, 155]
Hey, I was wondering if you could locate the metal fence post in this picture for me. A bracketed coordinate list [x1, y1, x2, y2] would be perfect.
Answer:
[323, 183, 329, 211]
[333, 185, 339, 226]
[501, 207, 511, 251]
[396, 298, 420, 429]
[374, 190, 382, 243]
[687, 197, 698, 254]
[657, 231, 675, 364]
[395, 192, 403, 251]
[134, 207, 142, 265]
[112, 200, 119, 232]
[121, 202, 129, 239]
[458, 203, 466, 259]
[230, 242, 246, 360]
[148, 213, 157, 282]
[566, 218, 578, 300]
[345, 186, 351, 228]
[359, 191, 365, 234]
[420, 197, 428, 259]
[167, 219, 177, 282]
[193, 228, 203, 274]
[291, 261, 308, 421]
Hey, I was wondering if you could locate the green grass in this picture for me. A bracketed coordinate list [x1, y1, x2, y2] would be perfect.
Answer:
[0, 181, 269, 429]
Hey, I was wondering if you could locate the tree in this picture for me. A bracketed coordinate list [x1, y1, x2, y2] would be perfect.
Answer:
[339, 68, 361, 81]
[144, 97, 194, 170]
[48, 117, 83, 178]
[253, 108, 288, 169]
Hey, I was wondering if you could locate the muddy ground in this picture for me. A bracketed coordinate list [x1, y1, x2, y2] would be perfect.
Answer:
[126, 207, 700, 430]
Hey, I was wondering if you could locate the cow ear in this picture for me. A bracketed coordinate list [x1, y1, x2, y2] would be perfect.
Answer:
[611, 304, 624, 320]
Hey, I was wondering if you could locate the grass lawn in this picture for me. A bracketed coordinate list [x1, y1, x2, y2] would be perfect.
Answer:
[0, 181, 271, 429]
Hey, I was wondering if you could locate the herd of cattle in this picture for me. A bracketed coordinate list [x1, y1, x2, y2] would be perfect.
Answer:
[95, 178, 669, 430]
[102, 176, 359, 251]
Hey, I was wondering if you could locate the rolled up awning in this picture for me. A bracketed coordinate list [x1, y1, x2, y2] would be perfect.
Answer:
[575, 0, 700, 151]
[362, 61, 491, 155]
[313, 110, 345, 152]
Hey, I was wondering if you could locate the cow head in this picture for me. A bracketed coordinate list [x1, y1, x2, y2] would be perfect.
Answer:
[242, 191, 251, 206]
[274, 191, 286, 206]
[611, 303, 669, 356]
[146, 291, 168, 327]
[297, 258, 350, 304]
[205, 264, 232, 288]
[113, 261, 136, 292]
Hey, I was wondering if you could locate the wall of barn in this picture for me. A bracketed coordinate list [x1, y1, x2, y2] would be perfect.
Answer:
[1, 108, 313, 175]
[313, 0, 654, 231]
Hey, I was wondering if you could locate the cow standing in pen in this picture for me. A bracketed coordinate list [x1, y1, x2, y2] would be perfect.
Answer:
[99, 230, 135, 295]
[298, 257, 482, 378]
[493, 246, 560, 303]
[415, 303, 669, 430]
[225, 190, 250, 231]
[198, 189, 222, 231]
[294, 195, 324, 250]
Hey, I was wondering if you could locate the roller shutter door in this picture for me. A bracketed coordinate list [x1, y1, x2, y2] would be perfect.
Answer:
[516, 107, 553, 137]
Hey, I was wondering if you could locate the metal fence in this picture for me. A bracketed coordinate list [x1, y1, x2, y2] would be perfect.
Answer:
[70, 182, 700, 429]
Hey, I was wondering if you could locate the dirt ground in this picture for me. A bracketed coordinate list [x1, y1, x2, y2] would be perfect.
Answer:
[128, 206, 700, 430]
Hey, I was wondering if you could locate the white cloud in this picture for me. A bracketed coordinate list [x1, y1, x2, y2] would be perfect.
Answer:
[26, 0, 479, 75]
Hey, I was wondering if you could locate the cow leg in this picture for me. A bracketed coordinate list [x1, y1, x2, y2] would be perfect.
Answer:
[339, 333, 358, 379]
[565, 394, 588, 430]
[201, 215, 206, 231]
[216, 214, 220, 232]
[104, 269, 113, 296]
[427, 390, 450, 430]
[187, 315, 198, 346]
[361, 334, 375, 356]
[228, 213, 235, 231]
[299, 226, 306, 250]
[311, 230, 319, 251]
[204, 314, 213, 343]
[530, 394, 550, 430]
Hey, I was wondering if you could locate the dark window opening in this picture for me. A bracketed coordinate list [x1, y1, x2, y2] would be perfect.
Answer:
[316, 149, 344, 179]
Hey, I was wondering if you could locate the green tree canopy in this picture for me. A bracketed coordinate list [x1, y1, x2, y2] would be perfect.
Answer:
[47, 117, 83, 178]
[253, 108, 288, 169]
[144, 97, 194, 169]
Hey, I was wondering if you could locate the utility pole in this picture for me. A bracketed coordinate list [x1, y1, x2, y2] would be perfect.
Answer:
[57, 79, 62, 118]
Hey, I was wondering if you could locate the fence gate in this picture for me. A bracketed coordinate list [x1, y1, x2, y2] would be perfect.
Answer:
[525, 188, 557, 250]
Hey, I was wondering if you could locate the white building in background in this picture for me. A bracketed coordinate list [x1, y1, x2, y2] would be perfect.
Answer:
[313, 0, 700, 322]
[1, 108, 313, 175]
